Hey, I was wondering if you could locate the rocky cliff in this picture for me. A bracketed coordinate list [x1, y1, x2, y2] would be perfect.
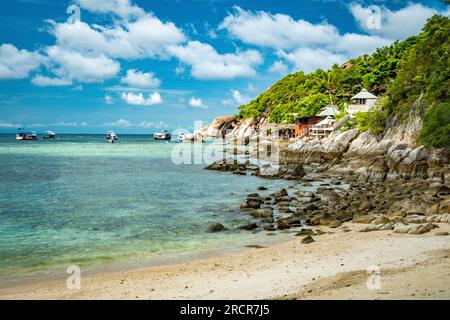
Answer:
[202, 101, 449, 184]
[284, 108, 449, 184]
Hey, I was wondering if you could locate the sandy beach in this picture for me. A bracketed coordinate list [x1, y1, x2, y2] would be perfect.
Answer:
[1, 222, 449, 300]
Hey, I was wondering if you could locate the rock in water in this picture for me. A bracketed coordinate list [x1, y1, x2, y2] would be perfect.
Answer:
[209, 223, 225, 232]
[239, 223, 258, 231]
[301, 236, 315, 244]
[274, 188, 289, 198]
[241, 195, 262, 209]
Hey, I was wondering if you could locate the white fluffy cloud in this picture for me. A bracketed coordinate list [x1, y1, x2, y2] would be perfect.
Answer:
[188, 97, 208, 109]
[76, 0, 145, 19]
[349, 3, 439, 40]
[38, 9, 186, 84]
[32, 75, 73, 86]
[268, 61, 289, 74]
[50, 16, 186, 60]
[231, 90, 250, 105]
[222, 90, 251, 106]
[219, 4, 445, 74]
[32, 46, 120, 87]
[335, 33, 391, 58]
[168, 41, 263, 80]
[121, 92, 163, 106]
[0, 44, 44, 80]
[278, 48, 347, 74]
[120, 69, 161, 88]
[220, 7, 339, 50]
[42, 46, 120, 84]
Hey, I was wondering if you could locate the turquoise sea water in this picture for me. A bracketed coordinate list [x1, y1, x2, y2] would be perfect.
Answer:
[0, 134, 294, 285]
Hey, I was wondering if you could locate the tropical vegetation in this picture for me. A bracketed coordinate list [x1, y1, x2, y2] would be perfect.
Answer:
[237, 15, 450, 148]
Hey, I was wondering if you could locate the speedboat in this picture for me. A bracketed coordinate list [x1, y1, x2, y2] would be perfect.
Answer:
[107, 131, 118, 143]
[153, 130, 172, 141]
[43, 131, 56, 139]
[16, 128, 38, 141]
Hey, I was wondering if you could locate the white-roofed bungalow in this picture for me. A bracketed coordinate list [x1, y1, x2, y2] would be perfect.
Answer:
[346, 89, 378, 114]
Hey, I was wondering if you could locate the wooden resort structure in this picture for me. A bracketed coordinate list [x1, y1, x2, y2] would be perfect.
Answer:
[294, 116, 324, 136]
[346, 89, 378, 114]
[272, 89, 378, 140]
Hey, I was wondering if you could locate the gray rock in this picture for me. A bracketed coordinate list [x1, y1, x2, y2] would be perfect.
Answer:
[305, 203, 319, 211]
[328, 220, 342, 228]
[263, 224, 276, 231]
[209, 223, 226, 232]
[277, 222, 291, 230]
[295, 229, 315, 236]
[301, 236, 315, 244]
[407, 223, 438, 235]
[274, 188, 289, 198]
[373, 216, 390, 225]
[251, 209, 273, 218]
[320, 189, 339, 203]
[241, 197, 262, 209]
[257, 164, 280, 178]
[239, 223, 258, 231]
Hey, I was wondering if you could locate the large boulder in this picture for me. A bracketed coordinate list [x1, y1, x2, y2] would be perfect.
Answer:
[241, 197, 262, 209]
[257, 164, 280, 178]
[320, 189, 340, 203]
[393, 223, 438, 235]
[251, 209, 273, 218]
[278, 164, 306, 180]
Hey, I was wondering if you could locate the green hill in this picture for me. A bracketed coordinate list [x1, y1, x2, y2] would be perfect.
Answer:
[237, 15, 450, 148]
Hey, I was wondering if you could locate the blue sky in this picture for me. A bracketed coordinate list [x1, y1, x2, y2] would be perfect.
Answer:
[0, 0, 448, 133]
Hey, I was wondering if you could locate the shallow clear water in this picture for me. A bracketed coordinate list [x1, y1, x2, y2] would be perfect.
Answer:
[0, 134, 294, 284]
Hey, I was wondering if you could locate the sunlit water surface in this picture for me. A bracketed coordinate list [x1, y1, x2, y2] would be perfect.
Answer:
[0, 134, 306, 285]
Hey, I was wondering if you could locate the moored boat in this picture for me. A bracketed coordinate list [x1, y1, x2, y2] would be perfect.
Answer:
[107, 131, 118, 143]
[16, 129, 38, 141]
[153, 130, 172, 141]
[43, 131, 56, 139]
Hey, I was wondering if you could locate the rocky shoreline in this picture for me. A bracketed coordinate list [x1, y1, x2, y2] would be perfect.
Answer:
[202, 115, 450, 241]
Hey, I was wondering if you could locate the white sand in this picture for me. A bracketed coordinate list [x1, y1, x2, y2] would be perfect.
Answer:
[1, 223, 449, 300]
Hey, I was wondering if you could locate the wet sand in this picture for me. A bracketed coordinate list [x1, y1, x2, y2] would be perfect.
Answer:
[1, 223, 449, 300]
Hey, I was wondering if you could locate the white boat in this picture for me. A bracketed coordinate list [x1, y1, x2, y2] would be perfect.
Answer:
[43, 131, 56, 139]
[153, 130, 172, 141]
[106, 131, 118, 143]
